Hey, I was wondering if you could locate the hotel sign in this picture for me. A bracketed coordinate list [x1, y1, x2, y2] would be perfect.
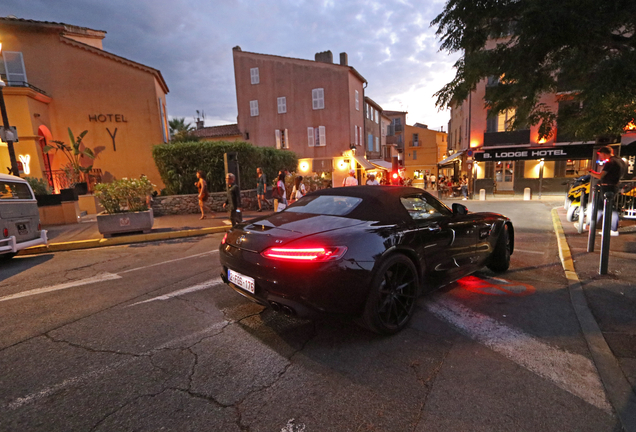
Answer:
[475, 144, 597, 161]
[88, 114, 128, 151]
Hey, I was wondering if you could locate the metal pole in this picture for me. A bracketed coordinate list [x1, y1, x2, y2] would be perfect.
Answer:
[0, 86, 20, 177]
[599, 191, 614, 275]
[587, 183, 599, 252]
[539, 162, 544, 199]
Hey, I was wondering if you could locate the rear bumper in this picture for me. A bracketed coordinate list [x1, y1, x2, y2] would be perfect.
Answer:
[0, 230, 48, 254]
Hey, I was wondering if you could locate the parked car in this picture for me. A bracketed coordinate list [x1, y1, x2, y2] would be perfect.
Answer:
[0, 173, 48, 259]
[219, 186, 513, 334]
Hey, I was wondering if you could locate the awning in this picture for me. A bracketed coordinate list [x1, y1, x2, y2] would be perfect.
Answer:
[438, 151, 464, 167]
[368, 159, 392, 170]
[352, 155, 375, 170]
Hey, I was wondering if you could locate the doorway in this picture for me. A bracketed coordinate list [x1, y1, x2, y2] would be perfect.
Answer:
[495, 160, 514, 191]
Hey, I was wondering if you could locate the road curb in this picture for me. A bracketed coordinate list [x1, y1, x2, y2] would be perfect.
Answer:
[17, 226, 228, 256]
[552, 208, 636, 431]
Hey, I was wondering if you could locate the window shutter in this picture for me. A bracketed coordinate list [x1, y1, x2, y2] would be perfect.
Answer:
[250, 67, 259, 84]
[275, 130, 281, 149]
[278, 97, 286, 114]
[307, 127, 314, 147]
[284, 129, 289, 148]
[3, 52, 27, 84]
[312, 88, 324, 110]
[355, 90, 359, 110]
[354, 125, 358, 145]
[368, 134, 373, 152]
[375, 136, 379, 152]
[250, 100, 259, 117]
[312, 89, 318, 109]
[319, 126, 326, 146]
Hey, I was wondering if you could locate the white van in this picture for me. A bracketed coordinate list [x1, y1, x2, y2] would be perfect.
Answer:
[0, 173, 48, 259]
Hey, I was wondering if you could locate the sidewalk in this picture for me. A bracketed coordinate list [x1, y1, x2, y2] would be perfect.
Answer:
[554, 206, 636, 429]
[19, 209, 275, 255]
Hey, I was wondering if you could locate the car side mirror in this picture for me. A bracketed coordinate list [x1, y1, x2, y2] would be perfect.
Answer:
[452, 203, 468, 216]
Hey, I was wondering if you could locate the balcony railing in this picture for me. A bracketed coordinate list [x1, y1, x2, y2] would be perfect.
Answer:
[483, 129, 531, 147]
[410, 140, 420, 147]
[0, 77, 48, 96]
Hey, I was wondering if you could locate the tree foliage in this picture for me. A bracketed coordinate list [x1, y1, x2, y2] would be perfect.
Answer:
[432, 0, 636, 140]
[168, 117, 199, 142]
[152, 140, 298, 195]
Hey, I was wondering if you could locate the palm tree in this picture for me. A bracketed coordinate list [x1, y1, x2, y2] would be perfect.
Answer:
[168, 118, 198, 142]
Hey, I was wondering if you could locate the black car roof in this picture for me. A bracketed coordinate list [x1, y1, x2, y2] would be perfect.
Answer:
[305, 186, 428, 224]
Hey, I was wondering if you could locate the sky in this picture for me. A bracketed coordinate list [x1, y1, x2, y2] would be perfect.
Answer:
[1, 0, 459, 131]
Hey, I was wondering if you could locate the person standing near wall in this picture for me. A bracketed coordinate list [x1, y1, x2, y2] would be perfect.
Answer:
[256, 167, 269, 212]
[223, 173, 242, 227]
[195, 171, 212, 220]
[589, 146, 624, 235]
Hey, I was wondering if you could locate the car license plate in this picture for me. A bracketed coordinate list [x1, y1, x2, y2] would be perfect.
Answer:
[228, 269, 255, 294]
[16, 223, 28, 236]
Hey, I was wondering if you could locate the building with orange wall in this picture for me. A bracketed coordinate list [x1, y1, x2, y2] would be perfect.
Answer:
[403, 123, 447, 187]
[0, 17, 169, 191]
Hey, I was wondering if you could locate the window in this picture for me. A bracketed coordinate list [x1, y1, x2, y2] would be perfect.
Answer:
[312, 88, 325, 110]
[277, 97, 287, 114]
[375, 136, 380, 152]
[275, 129, 289, 149]
[487, 108, 516, 132]
[250, 100, 259, 117]
[0, 181, 33, 200]
[368, 134, 373, 152]
[286, 195, 363, 216]
[413, 133, 419, 146]
[354, 125, 359, 145]
[2, 51, 27, 84]
[250, 67, 259, 84]
[413, 150, 417, 160]
[400, 195, 450, 220]
[307, 127, 314, 147]
[316, 126, 326, 146]
[375, 109, 378, 123]
[355, 90, 359, 110]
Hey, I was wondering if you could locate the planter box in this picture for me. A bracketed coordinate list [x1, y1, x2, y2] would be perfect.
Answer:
[36, 194, 63, 207]
[96, 209, 154, 238]
[60, 188, 78, 202]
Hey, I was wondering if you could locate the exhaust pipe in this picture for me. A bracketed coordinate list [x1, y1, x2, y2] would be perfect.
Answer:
[281, 305, 295, 316]
[269, 301, 281, 312]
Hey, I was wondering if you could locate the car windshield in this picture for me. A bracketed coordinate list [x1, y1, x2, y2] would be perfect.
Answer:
[0, 181, 33, 200]
[286, 195, 363, 216]
[400, 195, 451, 220]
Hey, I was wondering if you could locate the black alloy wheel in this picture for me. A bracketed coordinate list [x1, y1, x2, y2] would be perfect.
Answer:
[362, 254, 418, 335]
[487, 223, 511, 272]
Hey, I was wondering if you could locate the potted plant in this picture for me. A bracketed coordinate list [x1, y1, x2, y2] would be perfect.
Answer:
[94, 176, 155, 237]
[24, 176, 63, 206]
[43, 128, 96, 196]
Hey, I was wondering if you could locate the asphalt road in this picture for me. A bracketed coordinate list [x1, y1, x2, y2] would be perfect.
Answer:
[0, 200, 624, 431]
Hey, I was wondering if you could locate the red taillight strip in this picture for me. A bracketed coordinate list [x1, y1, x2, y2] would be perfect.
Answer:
[221, 233, 228, 244]
[262, 246, 347, 262]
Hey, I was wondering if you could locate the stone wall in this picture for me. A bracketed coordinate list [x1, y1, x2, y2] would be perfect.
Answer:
[152, 189, 259, 216]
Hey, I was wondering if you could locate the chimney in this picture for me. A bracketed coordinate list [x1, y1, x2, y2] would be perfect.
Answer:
[315, 50, 333, 64]
[196, 119, 204, 130]
[339, 52, 348, 66]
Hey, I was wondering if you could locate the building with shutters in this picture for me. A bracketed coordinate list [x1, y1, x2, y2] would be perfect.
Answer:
[232, 47, 383, 187]
[0, 17, 169, 191]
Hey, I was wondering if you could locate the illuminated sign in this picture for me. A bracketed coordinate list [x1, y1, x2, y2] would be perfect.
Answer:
[18, 154, 30, 175]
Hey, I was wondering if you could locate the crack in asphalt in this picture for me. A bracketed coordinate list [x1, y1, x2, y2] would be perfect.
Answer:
[44, 333, 145, 358]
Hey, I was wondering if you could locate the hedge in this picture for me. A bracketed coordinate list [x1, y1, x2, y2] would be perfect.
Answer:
[152, 140, 298, 194]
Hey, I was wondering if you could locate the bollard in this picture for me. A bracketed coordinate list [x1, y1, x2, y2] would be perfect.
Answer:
[577, 190, 587, 234]
[587, 185, 599, 252]
[523, 188, 532, 201]
[599, 191, 614, 275]
[479, 189, 486, 201]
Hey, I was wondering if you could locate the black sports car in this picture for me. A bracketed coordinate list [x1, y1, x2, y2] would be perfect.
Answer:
[219, 186, 513, 334]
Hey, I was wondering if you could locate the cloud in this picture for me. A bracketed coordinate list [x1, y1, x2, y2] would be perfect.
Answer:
[1, 0, 457, 129]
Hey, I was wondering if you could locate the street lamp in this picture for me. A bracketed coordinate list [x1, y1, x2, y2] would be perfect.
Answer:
[0, 41, 20, 177]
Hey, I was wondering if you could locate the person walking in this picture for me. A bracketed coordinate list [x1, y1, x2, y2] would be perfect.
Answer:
[276, 172, 287, 210]
[256, 167, 269, 212]
[195, 170, 212, 220]
[460, 175, 468, 200]
[290, 175, 306, 203]
[223, 173, 242, 227]
[342, 169, 358, 187]
[589, 146, 624, 235]
[366, 173, 379, 185]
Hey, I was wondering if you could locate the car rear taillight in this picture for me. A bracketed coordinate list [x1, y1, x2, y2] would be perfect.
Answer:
[262, 246, 347, 262]
[3, 228, 8, 237]
[221, 233, 228, 244]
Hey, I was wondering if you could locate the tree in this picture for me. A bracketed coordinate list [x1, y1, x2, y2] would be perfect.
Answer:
[432, 0, 636, 141]
[168, 117, 198, 142]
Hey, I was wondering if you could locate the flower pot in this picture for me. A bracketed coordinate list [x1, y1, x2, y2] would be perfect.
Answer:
[60, 188, 78, 201]
[74, 182, 89, 196]
[96, 208, 154, 238]
[35, 194, 63, 207]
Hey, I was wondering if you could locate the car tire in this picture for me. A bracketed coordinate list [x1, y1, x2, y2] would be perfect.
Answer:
[487, 223, 511, 273]
[362, 254, 418, 335]
[566, 204, 579, 222]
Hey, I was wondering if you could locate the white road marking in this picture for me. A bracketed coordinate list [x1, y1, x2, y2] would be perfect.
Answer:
[5, 321, 229, 410]
[513, 249, 546, 255]
[0, 273, 122, 303]
[119, 250, 218, 274]
[127, 278, 224, 306]
[426, 296, 612, 412]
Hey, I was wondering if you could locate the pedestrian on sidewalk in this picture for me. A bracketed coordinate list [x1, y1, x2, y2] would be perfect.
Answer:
[195, 171, 212, 220]
[256, 167, 270, 212]
[275, 172, 287, 211]
[290, 175, 306, 204]
[223, 173, 242, 227]
[342, 169, 358, 187]
[460, 175, 468, 200]
[589, 146, 624, 235]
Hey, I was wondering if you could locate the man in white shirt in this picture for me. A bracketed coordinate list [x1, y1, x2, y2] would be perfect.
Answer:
[343, 169, 358, 187]
[366, 173, 380, 185]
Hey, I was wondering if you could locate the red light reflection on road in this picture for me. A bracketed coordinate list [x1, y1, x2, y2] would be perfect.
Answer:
[456, 275, 536, 296]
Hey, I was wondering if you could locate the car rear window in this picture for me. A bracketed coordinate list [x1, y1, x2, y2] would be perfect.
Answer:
[286, 195, 363, 216]
[0, 181, 34, 200]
